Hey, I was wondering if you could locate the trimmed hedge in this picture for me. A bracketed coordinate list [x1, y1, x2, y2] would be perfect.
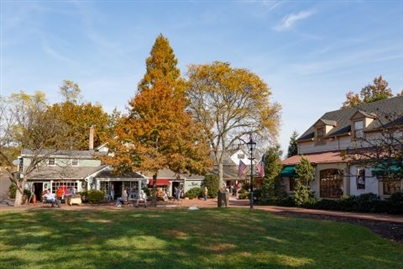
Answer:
[303, 192, 403, 215]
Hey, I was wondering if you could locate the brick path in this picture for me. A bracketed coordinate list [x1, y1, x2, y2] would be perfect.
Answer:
[2, 196, 403, 225]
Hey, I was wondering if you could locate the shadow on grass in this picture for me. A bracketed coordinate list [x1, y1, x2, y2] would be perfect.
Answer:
[0, 208, 402, 269]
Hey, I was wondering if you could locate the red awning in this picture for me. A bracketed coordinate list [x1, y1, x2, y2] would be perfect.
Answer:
[148, 179, 170, 186]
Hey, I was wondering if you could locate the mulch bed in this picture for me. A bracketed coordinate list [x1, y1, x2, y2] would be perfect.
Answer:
[272, 211, 403, 245]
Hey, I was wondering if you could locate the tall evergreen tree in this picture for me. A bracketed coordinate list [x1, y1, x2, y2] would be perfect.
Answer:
[260, 145, 287, 205]
[294, 156, 315, 206]
[286, 130, 299, 158]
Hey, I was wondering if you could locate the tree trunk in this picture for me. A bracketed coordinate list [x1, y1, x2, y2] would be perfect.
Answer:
[14, 183, 25, 207]
[152, 174, 157, 207]
[218, 162, 224, 190]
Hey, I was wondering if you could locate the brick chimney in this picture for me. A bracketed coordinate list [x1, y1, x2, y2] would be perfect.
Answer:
[89, 126, 94, 150]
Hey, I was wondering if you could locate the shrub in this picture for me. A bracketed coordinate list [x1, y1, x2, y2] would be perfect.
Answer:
[9, 184, 17, 199]
[143, 187, 151, 197]
[186, 187, 202, 199]
[238, 188, 247, 194]
[337, 195, 356, 212]
[315, 199, 340, 211]
[202, 175, 219, 198]
[86, 190, 105, 204]
[277, 196, 296, 207]
[386, 192, 403, 214]
[253, 188, 262, 203]
[293, 184, 315, 206]
[354, 193, 380, 212]
[8, 184, 31, 200]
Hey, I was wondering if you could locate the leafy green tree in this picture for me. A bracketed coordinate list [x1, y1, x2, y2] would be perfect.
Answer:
[59, 80, 83, 104]
[186, 61, 281, 187]
[286, 130, 299, 158]
[103, 35, 212, 206]
[260, 145, 287, 205]
[294, 156, 315, 206]
[342, 76, 393, 108]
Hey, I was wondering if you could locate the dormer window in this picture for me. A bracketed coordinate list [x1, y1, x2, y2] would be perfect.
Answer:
[48, 158, 55, 166]
[316, 127, 325, 145]
[354, 120, 364, 139]
[313, 119, 336, 146]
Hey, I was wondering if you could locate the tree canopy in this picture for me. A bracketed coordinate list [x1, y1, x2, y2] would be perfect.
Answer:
[341, 76, 398, 108]
[46, 101, 109, 150]
[59, 80, 83, 104]
[186, 61, 281, 183]
[1, 82, 111, 206]
[103, 35, 213, 204]
[0, 91, 71, 206]
[138, 34, 185, 93]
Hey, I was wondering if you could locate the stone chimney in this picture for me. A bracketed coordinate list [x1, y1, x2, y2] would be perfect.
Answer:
[89, 126, 94, 150]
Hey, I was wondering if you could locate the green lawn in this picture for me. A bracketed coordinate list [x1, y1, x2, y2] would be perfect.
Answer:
[0, 208, 402, 269]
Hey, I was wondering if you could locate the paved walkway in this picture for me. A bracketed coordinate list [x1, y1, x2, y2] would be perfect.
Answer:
[179, 197, 403, 224]
[2, 197, 403, 224]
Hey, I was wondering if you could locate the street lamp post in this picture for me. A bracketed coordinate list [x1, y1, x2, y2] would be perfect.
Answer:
[246, 136, 256, 209]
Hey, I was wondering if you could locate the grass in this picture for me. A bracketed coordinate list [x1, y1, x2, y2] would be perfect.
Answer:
[0, 207, 402, 269]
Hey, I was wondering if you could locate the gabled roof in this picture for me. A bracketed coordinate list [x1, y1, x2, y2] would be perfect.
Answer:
[95, 167, 146, 179]
[28, 165, 109, 180]
[298, 95, 403, 141]
[282, 151, 345, 166]
[315, 119, 337, 126]
[21, 148, 106, 158]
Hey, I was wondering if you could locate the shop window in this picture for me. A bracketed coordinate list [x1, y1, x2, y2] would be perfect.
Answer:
[383, 180, 401, 195]
[51, 181, 78, 194]
[320, 169, 344, 198]
[356, 169, 365, 189]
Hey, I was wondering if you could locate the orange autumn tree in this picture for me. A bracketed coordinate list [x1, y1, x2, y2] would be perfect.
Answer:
[46, 80, 110, 150]
[46, 102, 109, 150]
[103, 35, 212, 205]
[342, 76, 394, 108]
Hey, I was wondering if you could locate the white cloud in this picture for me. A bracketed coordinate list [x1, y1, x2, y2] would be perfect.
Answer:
[262, 0, 284, 12]
[273, 10, 315, 32]
[41, 41, 75, 64]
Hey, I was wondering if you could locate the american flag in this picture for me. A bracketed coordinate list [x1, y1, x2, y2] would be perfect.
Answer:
[256, 160, 265, 177]
[237, 160, 247, 178]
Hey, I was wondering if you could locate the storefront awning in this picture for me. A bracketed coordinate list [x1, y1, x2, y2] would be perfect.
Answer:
[280, 166, 297, 178]
[148, 179, 170, 186]
[372, 161, 402, 178]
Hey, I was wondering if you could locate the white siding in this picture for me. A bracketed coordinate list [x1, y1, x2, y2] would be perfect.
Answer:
[348, 165, 379, 196]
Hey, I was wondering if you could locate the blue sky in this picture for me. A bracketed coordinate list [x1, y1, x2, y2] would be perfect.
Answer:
[1, 0, 403, 156]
